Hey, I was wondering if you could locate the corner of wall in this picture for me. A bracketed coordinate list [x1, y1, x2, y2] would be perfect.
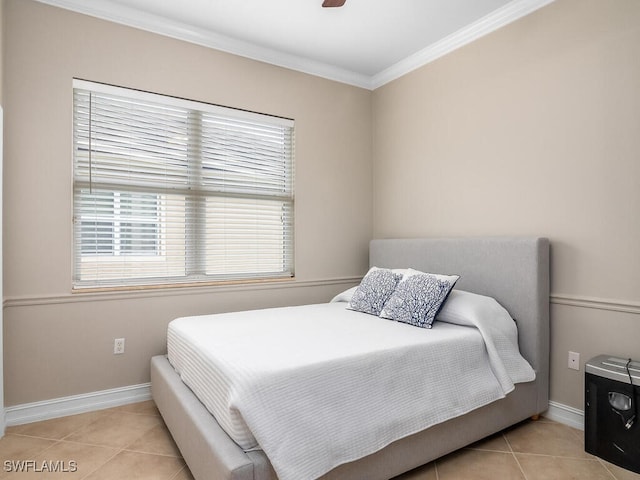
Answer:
[0, 0, 6, 437]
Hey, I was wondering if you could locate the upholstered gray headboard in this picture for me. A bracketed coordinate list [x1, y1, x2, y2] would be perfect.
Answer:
[370, 237, 550, 411]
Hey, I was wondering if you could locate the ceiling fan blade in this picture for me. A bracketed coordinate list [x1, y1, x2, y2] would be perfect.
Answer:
[322, 0, 346, 7]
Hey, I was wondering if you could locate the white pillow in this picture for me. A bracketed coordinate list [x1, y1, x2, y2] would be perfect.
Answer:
[330, 286, 358, 303]
[436, 289, 511, 326]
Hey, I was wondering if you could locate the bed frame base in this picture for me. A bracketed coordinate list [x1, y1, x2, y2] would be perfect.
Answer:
[153, 236, 549, 480]
[153, 354, 538, 480]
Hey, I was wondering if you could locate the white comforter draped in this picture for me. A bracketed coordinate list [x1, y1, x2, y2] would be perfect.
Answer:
[167, 293, 534, 480]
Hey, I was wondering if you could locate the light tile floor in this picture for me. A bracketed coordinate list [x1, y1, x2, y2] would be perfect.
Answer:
[1, 400, 638, 479]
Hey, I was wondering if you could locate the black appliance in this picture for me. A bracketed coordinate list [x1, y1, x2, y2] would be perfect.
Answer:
[585, 355, 640, 474]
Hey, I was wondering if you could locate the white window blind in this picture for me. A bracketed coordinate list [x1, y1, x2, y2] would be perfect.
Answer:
[73, 80, 294, 289]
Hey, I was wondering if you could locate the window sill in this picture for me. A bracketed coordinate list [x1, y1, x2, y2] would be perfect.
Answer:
[71, 276, 295, 295]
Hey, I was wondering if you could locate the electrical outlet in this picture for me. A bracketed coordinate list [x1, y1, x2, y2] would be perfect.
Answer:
[568, 351, 580, 370]
[114, 338, 125, 355]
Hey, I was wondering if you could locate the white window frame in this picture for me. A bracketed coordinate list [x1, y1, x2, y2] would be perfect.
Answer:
[72, 79, 295, 290]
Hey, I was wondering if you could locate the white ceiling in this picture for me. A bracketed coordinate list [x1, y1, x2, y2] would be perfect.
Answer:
[38, 0, 554, 89]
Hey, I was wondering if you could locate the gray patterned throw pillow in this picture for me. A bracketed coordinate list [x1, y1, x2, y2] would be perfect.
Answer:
[380, 269, 459, 328]
[348, 267, 402, 316]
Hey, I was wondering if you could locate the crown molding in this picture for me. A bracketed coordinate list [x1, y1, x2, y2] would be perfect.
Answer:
[34, 0, 372, 89]
[35, 0, 554, 91]
[370, 0, 556, 89]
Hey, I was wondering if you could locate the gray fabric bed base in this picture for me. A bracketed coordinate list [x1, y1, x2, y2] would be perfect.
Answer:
[152, 355, 538, 480]
[152, 236, 550, 480]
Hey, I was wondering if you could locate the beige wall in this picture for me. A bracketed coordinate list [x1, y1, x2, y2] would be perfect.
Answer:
[2, 0, 371, 405]
[0, 0, 4, 105]
[4, 0, 639, 414]
[1, 0, 5, 433]
[373, 0, 640, 409]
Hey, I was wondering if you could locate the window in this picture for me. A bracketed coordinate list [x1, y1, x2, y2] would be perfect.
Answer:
[73, 80, 294, 289]
[79, 192, 161, 256]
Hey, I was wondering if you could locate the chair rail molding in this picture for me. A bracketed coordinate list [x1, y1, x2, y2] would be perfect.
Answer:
[550, 293, 640, 315]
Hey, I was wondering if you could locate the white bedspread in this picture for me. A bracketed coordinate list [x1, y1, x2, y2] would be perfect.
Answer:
[168, 297, 534, 480]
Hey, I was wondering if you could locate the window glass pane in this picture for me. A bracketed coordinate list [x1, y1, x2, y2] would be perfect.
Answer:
[204, 197, 292, 277]
[120, 223, 159, 254]
[120, 193, 159, 218]
[200, 114, 293, 196]
[119, 193, 160, 255]
[73, 80, 294, 288]
[80, 221, 114, 255]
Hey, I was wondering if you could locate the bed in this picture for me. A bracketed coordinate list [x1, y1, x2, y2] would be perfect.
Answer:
[151, 236, 550, 480]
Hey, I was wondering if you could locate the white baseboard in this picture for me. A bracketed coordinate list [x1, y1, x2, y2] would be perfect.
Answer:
[545, 400, 585, 430]
[4, 383, 151, 427]
[4, 384, 584, 435]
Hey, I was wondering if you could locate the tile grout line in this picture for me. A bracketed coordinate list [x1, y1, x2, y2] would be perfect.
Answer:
[594, 457, 621, 480]
[78, 447, 125, 480]
[169, 464, 190, 480]
[2, 435, 123, 480]
[10, 402, 631, 480]
[4, 403, 177, 479]
[26, 435, 182, 458]
[10, 418, 125, 480]
[502, 432, 530, 480]
[72, 406, 182, 479]
[557, 419, 622, 478]
[121, 446, 183, 459]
